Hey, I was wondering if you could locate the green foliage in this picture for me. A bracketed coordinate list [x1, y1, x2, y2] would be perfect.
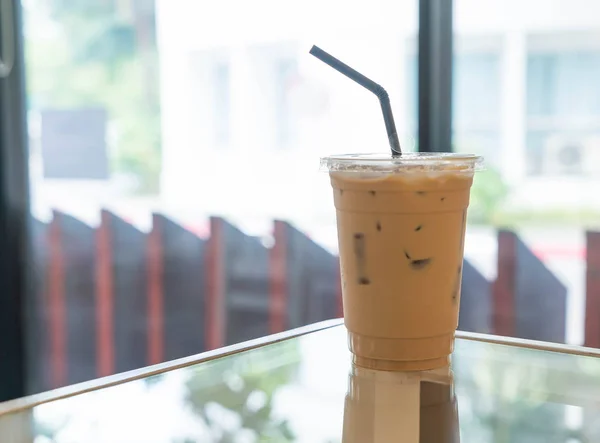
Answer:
[493, 208, 600, 228]
[46, 0, 115, 19]
[452, 347, 599, 442]
[461, 157, 599, 228]
[185, 340, 302, 442]
[25, 0, 161, 193]
[74, 22, 137, 64]
[467, 167, 509, 225]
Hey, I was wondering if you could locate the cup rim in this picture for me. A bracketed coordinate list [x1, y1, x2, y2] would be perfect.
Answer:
[320, 152, 484, 172]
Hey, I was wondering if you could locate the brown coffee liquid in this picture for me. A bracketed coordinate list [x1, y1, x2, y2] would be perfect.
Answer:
[331, 170, 474, 370]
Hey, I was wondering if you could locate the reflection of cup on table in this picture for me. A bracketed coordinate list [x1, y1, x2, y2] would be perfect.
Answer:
[420, 372, 460, 443]
[342, 364, 459, 443]
[322, 153, 482, 371]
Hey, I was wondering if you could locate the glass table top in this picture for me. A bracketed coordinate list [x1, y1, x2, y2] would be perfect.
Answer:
[2, 324, 600, 442]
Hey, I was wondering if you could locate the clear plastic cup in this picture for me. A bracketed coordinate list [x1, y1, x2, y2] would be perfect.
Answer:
[321, 153, 483, 371]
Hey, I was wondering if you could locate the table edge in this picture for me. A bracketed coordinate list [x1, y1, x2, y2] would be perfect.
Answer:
[2, 320, 599, 416]
[456, 330, 600, 358]
[0, 318, 343, 416]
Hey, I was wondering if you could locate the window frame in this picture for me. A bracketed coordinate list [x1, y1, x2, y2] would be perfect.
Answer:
[0, 0, 33, 401]
[418, 0, 453, 153]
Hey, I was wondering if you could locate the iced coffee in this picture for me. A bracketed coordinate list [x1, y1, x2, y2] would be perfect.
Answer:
[322, 153, 482, 371]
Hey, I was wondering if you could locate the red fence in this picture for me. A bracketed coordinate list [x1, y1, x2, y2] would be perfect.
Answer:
[585, 232, 600, 348]
[31, 210, 600, 391]
[494, 230, 568, 343]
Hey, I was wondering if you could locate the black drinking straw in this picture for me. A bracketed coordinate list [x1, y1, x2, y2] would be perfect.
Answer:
[309, 45, 402, 156]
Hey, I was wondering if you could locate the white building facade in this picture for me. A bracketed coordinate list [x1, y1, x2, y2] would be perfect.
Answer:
[156, 0, 600, 234]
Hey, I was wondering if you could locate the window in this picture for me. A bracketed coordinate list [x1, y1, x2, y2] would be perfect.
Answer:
[406, 48, 502, 161]
[7, 0, 598, 404]
[527, 50, 600, 176]
[16, 0, 419, 395]
[453, 51, 502, 165]
[213, 61, 231, 148]
[274, 58, 298, 149]
[455, 1, 600, 352]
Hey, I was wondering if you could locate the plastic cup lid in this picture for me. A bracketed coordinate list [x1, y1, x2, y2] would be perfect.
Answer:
[320, 152, 484, 173]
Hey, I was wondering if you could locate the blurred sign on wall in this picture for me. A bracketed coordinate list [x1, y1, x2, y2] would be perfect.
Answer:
[41, 108, 109, 180]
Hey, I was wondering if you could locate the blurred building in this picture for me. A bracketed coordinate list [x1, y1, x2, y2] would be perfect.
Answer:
[156, 0, 600, 230]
